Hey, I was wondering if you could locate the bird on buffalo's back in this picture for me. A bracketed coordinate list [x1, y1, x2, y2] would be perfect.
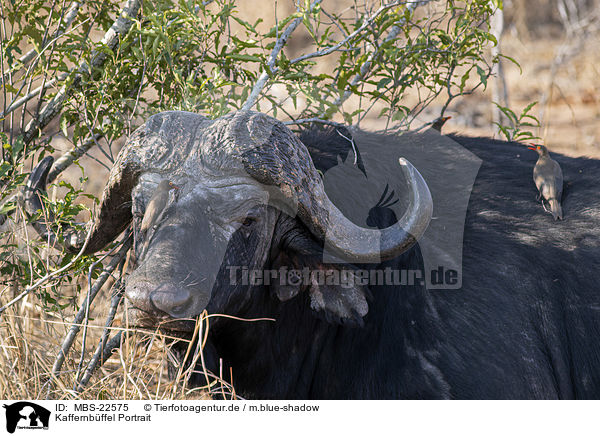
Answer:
[430, 116, 451, 133]
[139, 180, 179, 256]
[528, 143, 563, 220]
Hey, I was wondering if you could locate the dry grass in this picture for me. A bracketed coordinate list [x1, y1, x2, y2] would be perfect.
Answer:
[0, 285, 236, 400]
[2, 0, 599, 400]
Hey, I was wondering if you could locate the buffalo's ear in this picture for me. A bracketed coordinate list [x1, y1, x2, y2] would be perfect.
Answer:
[270, 251, 302, 302]
[306, 263, 369, 325]
[270, 250, 369, 326]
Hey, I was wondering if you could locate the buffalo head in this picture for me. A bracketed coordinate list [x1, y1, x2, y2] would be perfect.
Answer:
[26, 111, 432, 329]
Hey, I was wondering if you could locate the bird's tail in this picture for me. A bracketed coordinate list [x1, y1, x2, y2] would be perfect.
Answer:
[548, 198, 563, 220]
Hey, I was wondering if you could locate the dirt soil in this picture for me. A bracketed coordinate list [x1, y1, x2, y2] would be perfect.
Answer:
[432, 33, 600, 158]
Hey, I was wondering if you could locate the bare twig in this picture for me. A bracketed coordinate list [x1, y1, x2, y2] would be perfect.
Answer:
[1, 73, 68, 120]
[48, 234, 132, 397]
[171, 314, 202, 397]
[75, 332, 123, 392]
[241, 0, 323, 111]
[0, 222, 94, 316]
[539, 2, 599, 134]
[195, 314, 212, 391]
[75, 279, 125, 392]
[22, 0, 142, 145]
[48, 134, 104, 182]
[73, 246, 127, 389]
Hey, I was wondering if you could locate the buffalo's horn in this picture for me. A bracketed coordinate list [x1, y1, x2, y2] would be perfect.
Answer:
[240, 112, 432, 262]
[24, 139, 142, 254]
[303, 157, 432, 262]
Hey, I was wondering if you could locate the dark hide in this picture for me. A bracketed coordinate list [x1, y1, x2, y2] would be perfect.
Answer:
[298, 125, 367, 177]
[174, 132, 600, 399]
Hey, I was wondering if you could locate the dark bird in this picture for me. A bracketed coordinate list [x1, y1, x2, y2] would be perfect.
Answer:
[139, 180, 179, 256]
[528, 144, 563, 220]
[430, 116, 451, 132]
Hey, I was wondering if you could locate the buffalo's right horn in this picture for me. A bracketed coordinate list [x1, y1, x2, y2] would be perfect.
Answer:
[24, 144, 141, 254]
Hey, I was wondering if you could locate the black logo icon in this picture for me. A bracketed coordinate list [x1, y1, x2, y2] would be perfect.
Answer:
[3, 402, 50, 433]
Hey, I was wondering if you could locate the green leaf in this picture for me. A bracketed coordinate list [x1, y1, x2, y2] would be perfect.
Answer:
[231, 16, 258, 33]
[0, 201, 16, 215]
[492, 122, 510, 141]
[264, 14, 301, 38]
[60, 114, 69, 138]
[0, 161, 11, 178]
[520, 101, 538, 117]
[476, 65, 488, 89]
[11, 137, 24, 161]
[491, 0, 503, 9]
[4, 83, 19, 94]
[498, 54, 522, 73]
[228, 54, 262, 62]
[377, 77, 392, 90]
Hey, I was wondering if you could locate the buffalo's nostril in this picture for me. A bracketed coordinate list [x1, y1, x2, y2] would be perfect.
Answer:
[150, 285, 194, 318]
[126, 282, 153, 313]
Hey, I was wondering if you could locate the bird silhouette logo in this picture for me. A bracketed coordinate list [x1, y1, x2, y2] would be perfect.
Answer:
[2, 402, 50, 433]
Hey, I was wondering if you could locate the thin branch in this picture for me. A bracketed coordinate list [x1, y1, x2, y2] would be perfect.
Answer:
[0, 133, 104, 227]
[48, 234, 132, 395]
[283, 117, 347, 128]
[241, 0, 323, 111]
[73, 246, 126, 389]
[171, 313, 202, 397]
[289, 0, 408, 66]
[0, 221, 94, 316]
[0, 14, 90, 120]
[1, 69, 68, 120]
[22, 0, 142, 145]
[331, 0, 433, 111]
[0, 0, 10, 151]
[319, 7, 349, 39]
[1, 1, 81, 80]
[30, 0, 62, 130]
[48, 133, 105, 182]
[74, 277, 125, 391]
[75, 332, 123, 393]
[538, 5, 599, 133]
[489, 3, 507, 127]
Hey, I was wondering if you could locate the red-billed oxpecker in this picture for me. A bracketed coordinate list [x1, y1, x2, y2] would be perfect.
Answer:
[431, 116, 451, 133]
[528, 144, 563, 220]
[139, 180, 179, 257]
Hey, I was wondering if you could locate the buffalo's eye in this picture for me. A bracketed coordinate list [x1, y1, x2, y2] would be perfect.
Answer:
[242, 217, 255, 227]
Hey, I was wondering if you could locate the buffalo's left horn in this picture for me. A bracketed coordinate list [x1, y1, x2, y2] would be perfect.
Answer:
[239, 112, 432, 263]
[303, 157, 432, 262]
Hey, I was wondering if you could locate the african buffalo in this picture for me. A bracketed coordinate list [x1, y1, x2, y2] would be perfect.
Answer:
[26, 110, 600, 399]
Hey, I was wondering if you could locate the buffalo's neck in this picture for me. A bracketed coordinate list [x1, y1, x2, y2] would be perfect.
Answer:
[209, 252, 448, 399]
[208, 287, 334, 399]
